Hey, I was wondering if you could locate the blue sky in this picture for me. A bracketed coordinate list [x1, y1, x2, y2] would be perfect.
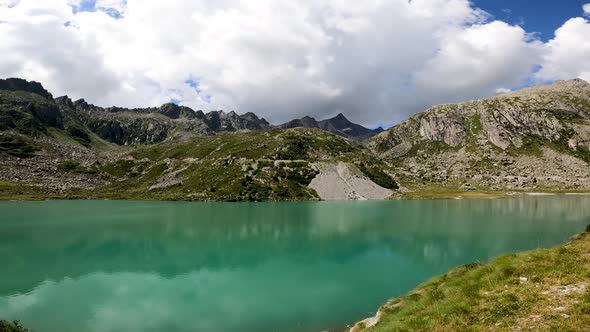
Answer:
[71, 0, 125, 18]
[474, 0, 588, 41]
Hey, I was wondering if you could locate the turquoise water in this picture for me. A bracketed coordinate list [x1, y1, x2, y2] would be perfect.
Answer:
[1, 197, 589, 332]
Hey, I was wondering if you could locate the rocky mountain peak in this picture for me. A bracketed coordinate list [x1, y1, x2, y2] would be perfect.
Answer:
[278, 113, 382, 140]
[55, 96, 74, 108]
[0, 78, 53, 100]
[73, 99, 91, 109]
[325, 113, 353, 128]
[334, 113, 347, 120]
[158, 103, 183, 119]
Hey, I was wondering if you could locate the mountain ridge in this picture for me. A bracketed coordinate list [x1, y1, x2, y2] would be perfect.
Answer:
[0, 77, 378, 143]
[2, 77, 590, 201]
[277, 113, 384, 140]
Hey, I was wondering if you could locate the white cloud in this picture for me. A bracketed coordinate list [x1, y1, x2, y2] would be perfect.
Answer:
[0, 0, 120, 100]
[537, 17, 590, 83]
[0, 0, 19, 6]
[0, 0, 588, 126]
[584, 3, 590, 15]
[414, 21, 542, 104]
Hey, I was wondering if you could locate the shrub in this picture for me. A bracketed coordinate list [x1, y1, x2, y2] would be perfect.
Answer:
[0, 134, 38, 158]
[66, 125, 91, 146]
[57, 160, 97, 174]
[358, 163, 399, 190]
[0, 320, 29, 332]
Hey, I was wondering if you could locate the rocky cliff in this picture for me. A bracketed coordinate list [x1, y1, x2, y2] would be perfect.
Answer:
[370, 79, 590, 192]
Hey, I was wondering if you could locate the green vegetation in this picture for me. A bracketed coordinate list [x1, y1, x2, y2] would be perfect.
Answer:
[65, 125, 91, 146]
[509, 133, 546, 157]
[57, 160, 97, 174]
[352, 228, 590, 332]
[88, 128, 381, 201]
[358, 163, 398, 190]
[405, 140, 460, 160]
[0, 320, 29, 332]
[0, 133, 38, 158]
[546, 109, 585, 124]
[508, 130, 590, 163]
[239, 162, 318, 201]
[465, 112, 483, 150]
[98, 159, 139, 177]
[0, 181, 51, 200]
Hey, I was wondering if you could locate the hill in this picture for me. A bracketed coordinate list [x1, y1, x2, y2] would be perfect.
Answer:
[370, 79, 590, 197]
[0, 78, 396, 201]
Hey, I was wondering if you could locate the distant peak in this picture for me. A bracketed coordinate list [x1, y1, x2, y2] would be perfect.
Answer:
[334, 113, 347, 120]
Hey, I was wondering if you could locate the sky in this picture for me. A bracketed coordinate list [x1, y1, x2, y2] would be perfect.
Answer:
[0, 0, 589, 127]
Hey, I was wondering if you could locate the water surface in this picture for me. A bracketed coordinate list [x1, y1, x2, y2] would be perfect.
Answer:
[1, 197, 590, 332]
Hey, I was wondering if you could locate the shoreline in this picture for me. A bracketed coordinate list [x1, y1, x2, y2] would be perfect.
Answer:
[347, 227, 590, 332]
[2, 186, 590, 202]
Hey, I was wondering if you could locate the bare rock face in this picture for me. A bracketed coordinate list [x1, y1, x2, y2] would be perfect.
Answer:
[373, 79, 590, 153]
[418, 106, 468, 146]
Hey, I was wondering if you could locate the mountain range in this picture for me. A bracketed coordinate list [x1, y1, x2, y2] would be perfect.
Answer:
[1, 77, 590, 201]
[0, 78, 381, 145]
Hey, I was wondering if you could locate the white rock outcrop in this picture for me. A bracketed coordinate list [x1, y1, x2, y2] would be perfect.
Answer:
[308, 162, 393, 200]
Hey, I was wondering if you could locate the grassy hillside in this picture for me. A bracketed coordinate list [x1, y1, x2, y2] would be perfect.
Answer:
[351, 226, 590, 332]
[0, 128, 392, 201]
[91, 128, 388, 201]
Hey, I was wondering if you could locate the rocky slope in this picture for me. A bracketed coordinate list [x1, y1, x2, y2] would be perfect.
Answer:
[278, 113, 384, 140]
[309, 162, 393, 200]
[370, 79, 590, 193]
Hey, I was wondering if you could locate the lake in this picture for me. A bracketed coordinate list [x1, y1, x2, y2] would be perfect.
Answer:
[1, 196, 590, 332]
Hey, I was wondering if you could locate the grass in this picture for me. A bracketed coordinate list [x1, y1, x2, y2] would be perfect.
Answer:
[351, 228, 590, 332]
[0, 181, 54, 201]
[465, 112, 483, 150]
[399, 186, 511, 200]
[88, 128, 383, 201]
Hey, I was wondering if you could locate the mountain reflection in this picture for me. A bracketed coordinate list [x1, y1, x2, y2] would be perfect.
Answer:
[1, 197, 589, 332]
